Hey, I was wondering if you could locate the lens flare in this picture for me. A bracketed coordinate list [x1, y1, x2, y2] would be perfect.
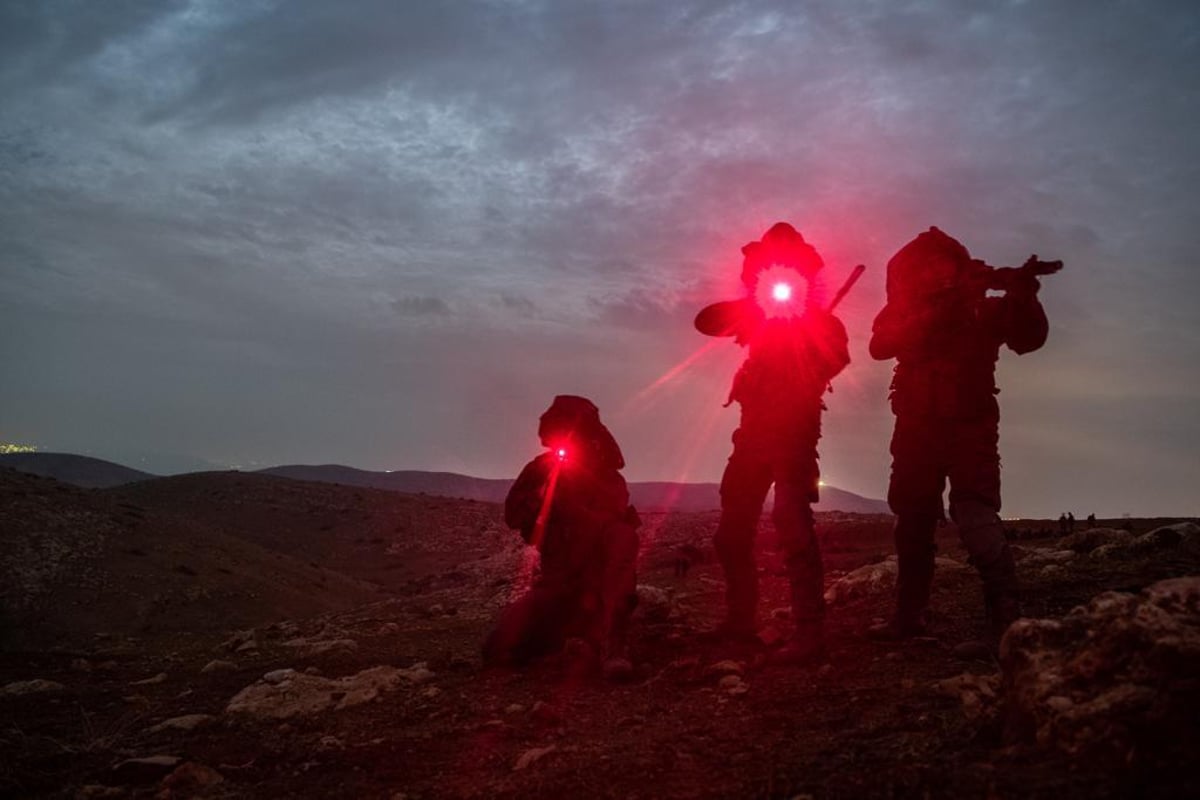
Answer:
[772, 282, 792, 302]
[556, 447, 567, 460]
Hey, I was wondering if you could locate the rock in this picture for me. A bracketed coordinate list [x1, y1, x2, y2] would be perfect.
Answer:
[769, 607, 792, 621]
[758, 625, 785, 647]
[513, 744, 557, 771]
[131, 672, 167, 686]
[932, 672, 1000, 721]
[823, 556, 968, 604]
[951, 640, 996, 661]
[823, 558, 897, 604]
[219, 630, 256, 652]
[635, 584, 672, 622]
[530, 701, 562, 724]
[201, 660, 237, 674]
[1059, 527, 1134, 554]
[602, 657, 634, 683]
[379, 622, 401, 635]
[705, 660, 744, 678]
[235, 639, 258, 654]
[396, 662, 435, 684]
[159, 761, 224, 793]
[263, 668, 298, 684]
[1000, 576, 1200, 760]
[317, 735, 344, 751]
[1017, 548, 1077, 566]
[421, 686, 442, 699]
[147, 714, 214, 733]
[504, 703, 525, 715]
[1130, 522, 1200, 555]
[1, 678, 64, 696]
[718, 674, 748, 695]
[74, 785, 124, 799]
[71, 658, 92, 672]
[282, 637, 358, 658]
[110, 755, 182, 784]
[226, 664, 435, 720]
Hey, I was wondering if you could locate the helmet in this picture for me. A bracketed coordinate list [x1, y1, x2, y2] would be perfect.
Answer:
[740, 222, 824, 287]
[537, 395, 624, 469]
[885, 226, 972, 301]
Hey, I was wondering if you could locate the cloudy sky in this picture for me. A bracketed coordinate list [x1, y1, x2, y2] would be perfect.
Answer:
[2, 0, 1197, 517]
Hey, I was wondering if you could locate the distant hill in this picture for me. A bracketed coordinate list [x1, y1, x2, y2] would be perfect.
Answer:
[260, 464, 891, 514]
[0, 452, 889, 513]
[0, 451, 154, 488]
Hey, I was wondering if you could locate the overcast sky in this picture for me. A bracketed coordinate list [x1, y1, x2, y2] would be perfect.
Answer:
[2, 0, 1198, 517]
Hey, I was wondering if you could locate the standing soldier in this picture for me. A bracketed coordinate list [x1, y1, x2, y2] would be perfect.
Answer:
[695, 223, 853, 663]
[868, 227, 1058, 641]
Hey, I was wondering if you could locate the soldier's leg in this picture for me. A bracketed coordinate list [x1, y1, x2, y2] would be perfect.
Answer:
[871, 415, 946, 638]
[483, 581, 574, 666]
[595, 521, 639, 679]
[772, 462, 827, 662]
[713, 449, 773, 637]
[948, 418, 1019, 636]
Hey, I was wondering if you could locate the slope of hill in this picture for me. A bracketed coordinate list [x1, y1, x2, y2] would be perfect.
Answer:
[0, 468, 379, 650]
[260, 464, 891, 514]
[0, 451, 155, 488]
[0, 452, 889, 513]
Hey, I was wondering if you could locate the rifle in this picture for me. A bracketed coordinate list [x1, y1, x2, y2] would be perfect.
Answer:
[975, 255, 1063, 292]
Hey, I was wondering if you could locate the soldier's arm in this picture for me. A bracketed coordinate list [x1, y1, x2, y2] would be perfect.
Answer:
[1000, 275, 1049, 355]
[816, 311, 851, 380]
[868, 303, 905, 360]
[504, 455, 553, 538]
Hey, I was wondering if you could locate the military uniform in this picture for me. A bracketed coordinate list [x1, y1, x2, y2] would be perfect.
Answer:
[715, 311, 850, 643]
[870, 228, 1049, 636]
[484, 396, 639, 668]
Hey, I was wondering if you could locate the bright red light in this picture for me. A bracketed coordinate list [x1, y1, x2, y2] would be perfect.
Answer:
[556, 447, 567, 460]
[772, 282, 792, 302]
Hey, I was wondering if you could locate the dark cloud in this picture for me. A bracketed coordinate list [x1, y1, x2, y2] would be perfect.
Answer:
[392, 295, 450, 317]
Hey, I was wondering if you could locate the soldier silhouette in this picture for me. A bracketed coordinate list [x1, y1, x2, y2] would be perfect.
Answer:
[483, 395, 640, 680]
[868, 227, 1056, 641]
[695, 223, 852, 663]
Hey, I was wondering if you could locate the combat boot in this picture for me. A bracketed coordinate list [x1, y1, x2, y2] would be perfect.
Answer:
[868, 516, 936, 641]
[979, 546, 1021, 639]
[774, 577, 828, 665]
[773, 620, 827, 666]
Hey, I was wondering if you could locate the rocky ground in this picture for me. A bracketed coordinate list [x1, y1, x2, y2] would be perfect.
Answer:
[2, 466, 1198, 798]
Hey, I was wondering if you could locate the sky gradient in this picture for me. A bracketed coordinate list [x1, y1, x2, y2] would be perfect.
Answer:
[2, 0, 1198, 517]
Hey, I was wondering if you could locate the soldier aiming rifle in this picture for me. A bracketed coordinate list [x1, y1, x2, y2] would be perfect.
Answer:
[868, 227, 1060, 644]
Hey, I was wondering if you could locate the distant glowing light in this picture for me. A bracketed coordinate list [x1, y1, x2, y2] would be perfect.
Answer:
[556, 447, 567, 460]
[0, 443, 37, 454]
[818, 479, 826, 487]
[772, 282, 792, 302]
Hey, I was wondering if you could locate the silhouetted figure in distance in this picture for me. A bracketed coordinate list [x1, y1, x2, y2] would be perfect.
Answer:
[1067, 511, 1075, 534]
[867, 227, 1058, 642]
[483, 395, 640, 680]
[695, 223, 851, 663]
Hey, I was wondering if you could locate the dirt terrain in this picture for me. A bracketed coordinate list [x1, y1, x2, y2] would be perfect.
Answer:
[1, 466, 1197, 799]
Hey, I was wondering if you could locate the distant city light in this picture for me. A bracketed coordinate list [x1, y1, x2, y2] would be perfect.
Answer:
[0, 443, 37, 454]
